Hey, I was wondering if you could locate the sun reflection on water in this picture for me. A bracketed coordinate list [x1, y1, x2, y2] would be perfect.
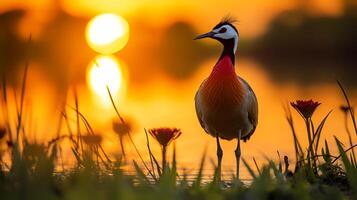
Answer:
[87, 55, 127, 107]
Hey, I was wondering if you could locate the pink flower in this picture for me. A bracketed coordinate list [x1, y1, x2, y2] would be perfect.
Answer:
[113, 120, 132, 137]
[340, 105, 353, 113]
[148, 128, 182, 147]
[291, 100, 321, 119]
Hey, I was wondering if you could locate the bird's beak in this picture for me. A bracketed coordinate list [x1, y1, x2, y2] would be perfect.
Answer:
[194, 31, 215, 40]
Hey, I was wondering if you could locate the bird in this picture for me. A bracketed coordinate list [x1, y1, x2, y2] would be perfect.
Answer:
[194, 17, 258, 181]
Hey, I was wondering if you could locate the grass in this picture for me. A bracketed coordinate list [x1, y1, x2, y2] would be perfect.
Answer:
[0, 65, 356, 199]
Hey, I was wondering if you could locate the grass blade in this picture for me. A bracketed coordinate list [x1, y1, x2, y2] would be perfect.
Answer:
[193, 148, 206, 188]
[144, 128, 160, 178]
[337, 80, 357, 136]
[242, 158, 257, 179]
[253, 157, 261, 176]
[334, 136, 357, 195]
[283, 103, 304, 162]
[312, 110, 332, 154]
[106, 86, 155, 178]
[133, 160, 150, 184]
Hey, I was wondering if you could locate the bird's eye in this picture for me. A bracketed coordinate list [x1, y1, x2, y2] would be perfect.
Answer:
[219, 27, 227, 33]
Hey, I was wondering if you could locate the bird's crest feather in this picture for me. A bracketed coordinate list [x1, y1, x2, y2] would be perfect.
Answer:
[213, 16, 239, 35]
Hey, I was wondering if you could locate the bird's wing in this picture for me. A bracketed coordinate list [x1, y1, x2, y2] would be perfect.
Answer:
[194, 80, 208, 133]
[239, 77, 258, 142]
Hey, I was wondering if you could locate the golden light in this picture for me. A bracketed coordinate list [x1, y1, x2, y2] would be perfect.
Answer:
[87, 55, 124, 97]
[85, 13, 129, 54]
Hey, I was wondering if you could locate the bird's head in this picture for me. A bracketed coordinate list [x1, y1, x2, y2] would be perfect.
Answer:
[194, 17, 239, 54]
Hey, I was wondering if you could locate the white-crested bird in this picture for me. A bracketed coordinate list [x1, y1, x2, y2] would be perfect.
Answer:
[194, 18, 258, 180]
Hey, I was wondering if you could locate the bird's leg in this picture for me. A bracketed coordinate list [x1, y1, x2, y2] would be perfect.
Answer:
[235, 131, 242, 180]
[216, 134, 223, 182]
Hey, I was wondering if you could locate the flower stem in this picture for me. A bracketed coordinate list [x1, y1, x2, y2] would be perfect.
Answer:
[344, 112, 355, 160]
[306, 118, 317, 174]
[162, 145, 167, 174]
[119, 136, 126, 158]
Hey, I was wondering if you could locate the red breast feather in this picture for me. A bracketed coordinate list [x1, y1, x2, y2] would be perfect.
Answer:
[201, 56, 244, 111]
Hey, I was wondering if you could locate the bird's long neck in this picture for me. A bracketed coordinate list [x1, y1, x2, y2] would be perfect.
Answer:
[200, 34, 243, 109]
[218, 38, 236, 64]
[210, 38, 237, 77]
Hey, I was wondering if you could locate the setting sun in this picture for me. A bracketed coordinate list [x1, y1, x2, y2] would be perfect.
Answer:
[87, 55, 124, 97]
[85, 13, 129, 54]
